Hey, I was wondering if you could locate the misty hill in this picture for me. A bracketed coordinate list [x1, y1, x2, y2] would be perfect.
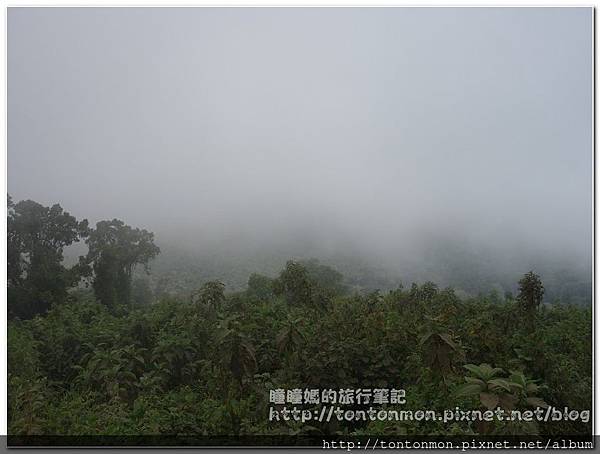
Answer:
[137, 233, 591, 305]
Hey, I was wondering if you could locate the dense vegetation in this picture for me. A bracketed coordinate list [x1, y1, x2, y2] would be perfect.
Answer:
[7, 197, 592, 440]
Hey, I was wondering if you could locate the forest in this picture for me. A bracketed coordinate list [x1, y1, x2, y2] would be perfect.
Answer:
[6, 196, 592, 443]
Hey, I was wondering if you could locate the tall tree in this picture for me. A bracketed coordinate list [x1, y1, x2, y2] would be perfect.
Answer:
[84, 219, 160, 310]
[300, 259, 346, 295]
[7, 196, 89, 318]
[517, 271, 544, 330]
[272, 260, 313, 306]
[191, 280, 226, 315]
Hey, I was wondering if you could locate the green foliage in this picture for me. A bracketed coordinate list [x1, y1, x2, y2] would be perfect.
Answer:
[299, 259, 346, 295]
[410, 281, 439, 303]
[517, 271, 545, 329]
[191, 281, 226, 313]
[8, 323, 41, 379]
[247, 273, 274, 300]
[276, 316, 306, 358]
[272, 260, 333, 309]
[215, 317, 257, 387]
[8, 376, 49, 435]
[419, 315, 464, 377]
[273, 261, 313, 306]
[453, 364, 549, 434]
[6, 217, 591, 439]
[85, 219, 160, 310]
[7, 197, 89, 319]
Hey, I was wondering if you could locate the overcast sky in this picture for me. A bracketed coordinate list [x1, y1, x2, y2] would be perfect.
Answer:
[8, 7, 593, 266]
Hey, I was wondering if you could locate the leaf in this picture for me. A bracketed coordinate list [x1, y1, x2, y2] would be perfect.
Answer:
[488, 379, 513, 392]
[526, 397, 549, 409]
[419, 331, 433, 346]
[508, 372, 527, 388]
[463, 364, 484, 378]
[438, 333, 460, 351]
[479, 392, 499, 410]
[123, 371, 137, 381]
[464, 377, 486, 387]
[454, 383, 483, 397]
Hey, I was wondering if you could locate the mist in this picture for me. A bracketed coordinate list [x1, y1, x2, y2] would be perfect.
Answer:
[8, 7, 593, 298]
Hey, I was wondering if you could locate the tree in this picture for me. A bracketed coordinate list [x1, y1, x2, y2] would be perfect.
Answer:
[273, 261, 313, 306]
[7, 197, 89, 318]
[276, 316, 306, 367]
[300, 259, 346, 295]
[215, 317, 256, 389]
[191, 281, 226, 313]
[517, 271, 544, 329]
[246, 273, 274, 300]
[84, 219, 160, 310]
[419, 315, 464, 379]
[409, 281, 439, 303]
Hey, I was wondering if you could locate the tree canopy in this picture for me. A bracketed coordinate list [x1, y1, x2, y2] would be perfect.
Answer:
[7, 196, 89, 318]
[84, 219, 160, 310]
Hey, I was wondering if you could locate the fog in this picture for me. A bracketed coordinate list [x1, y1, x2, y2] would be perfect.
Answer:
[8, 8, 593, 295]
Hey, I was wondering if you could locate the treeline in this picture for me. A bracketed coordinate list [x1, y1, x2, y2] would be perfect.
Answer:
[7, 197, 592, 438]
[7, 195, 159, 319]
